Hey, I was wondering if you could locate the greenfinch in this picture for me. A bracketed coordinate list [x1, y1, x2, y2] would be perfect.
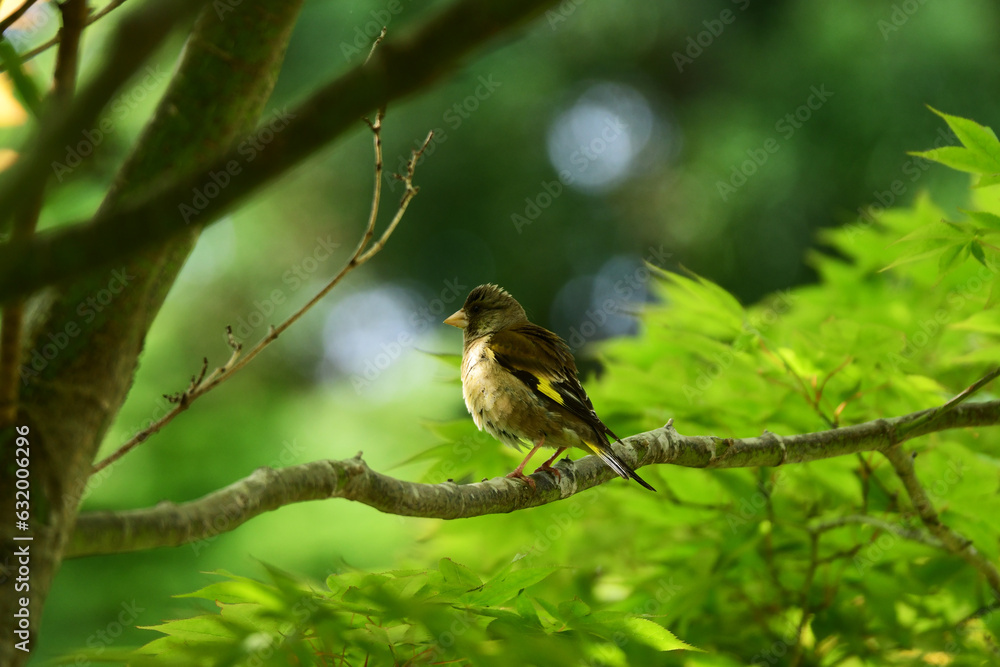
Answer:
[444, 284, 655, 491]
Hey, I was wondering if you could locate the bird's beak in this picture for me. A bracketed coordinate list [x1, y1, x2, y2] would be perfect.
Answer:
[444, 308, 468, 328]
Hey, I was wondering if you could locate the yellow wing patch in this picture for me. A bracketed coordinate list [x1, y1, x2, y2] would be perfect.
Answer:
[536, 377, 565, 406]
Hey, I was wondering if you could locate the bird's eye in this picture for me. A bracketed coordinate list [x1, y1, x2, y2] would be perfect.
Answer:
[469, 304, 482, 315]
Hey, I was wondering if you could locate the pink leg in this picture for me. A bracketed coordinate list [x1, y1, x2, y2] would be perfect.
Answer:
[506, 437, 546, 489]
[534, 446, 568, 479]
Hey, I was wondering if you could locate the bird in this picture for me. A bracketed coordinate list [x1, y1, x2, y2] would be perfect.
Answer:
[443, 284, 655, 491]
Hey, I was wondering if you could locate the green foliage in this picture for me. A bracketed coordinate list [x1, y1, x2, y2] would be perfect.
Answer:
[411, 110, 1000, 665]
[57, 111, 1000, 664]
[96, 559, 690, 666]
[0, 37, 41, 117]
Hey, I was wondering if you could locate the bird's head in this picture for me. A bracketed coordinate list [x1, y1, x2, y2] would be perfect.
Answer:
[444, 284, 526, 338]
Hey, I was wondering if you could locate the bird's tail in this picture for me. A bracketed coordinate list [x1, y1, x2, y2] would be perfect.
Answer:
[585, 441, 656, 492]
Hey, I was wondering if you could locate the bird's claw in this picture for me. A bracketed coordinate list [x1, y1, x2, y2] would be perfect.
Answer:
[533, 463, 562, 481]
[505, 470, 537, 490]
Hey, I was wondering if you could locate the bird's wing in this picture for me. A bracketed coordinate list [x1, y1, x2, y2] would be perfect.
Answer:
[488, 324, 616, 440]
[489, 324, 655, 492]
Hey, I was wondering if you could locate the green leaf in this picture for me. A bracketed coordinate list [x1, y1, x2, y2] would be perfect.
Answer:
[558, 597, 591, 619]
[937, 243, 965, 273]
[621, 617, 700, 652]
[910, 108, 1000, 184]
[928, 107, 1000, 162]
[961, 209, 1000, 231]
[462, 564, 558, 606]
[909, 146, 1000, 179]
[438, 557, 482, 592]
[0, 38, 42, 117]
[879, 247, 947, 273]
[515, 592, 542, 629]
[970, 240, 989, 267]
[950, 310, 1000, 335]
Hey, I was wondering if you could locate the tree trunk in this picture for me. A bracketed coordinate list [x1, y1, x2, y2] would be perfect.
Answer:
[0, 1, 303, 662]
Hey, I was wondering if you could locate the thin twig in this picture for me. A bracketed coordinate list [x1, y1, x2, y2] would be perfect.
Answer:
[0, 0, 561, 301]
[0, 0, 129, 72]
[363, 26, 387, 66]
[808, 514, 943, 548]
[788, 532, 818, 667]
[53, 0, 87, 99]
[761, 343, 835, 428]
[0, 0, 42, 35]
[91, 120, 434, 474]
[898, 366, 1000, 440]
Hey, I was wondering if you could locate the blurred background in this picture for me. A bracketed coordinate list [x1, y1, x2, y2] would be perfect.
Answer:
[2, 0, 999, 660]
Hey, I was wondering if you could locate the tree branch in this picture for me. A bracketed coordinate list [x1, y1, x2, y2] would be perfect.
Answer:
[883, 444, 1000, 598]
[0, 0, 86, 428]
[0, 0, 558, 303]
[0, 0, 204, 233]
[91, 117, 434, 473]
[66, 399, 1000, 558]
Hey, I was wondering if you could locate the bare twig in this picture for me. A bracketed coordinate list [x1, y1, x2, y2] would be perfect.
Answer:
[808, 514, 943, 549]
[883, 444, 1000, 598]
[91, 119, 434, 473]
[0, 0, 42, 35]
[761, 343, 835, 428]
[363, 26, 387, 66]
[788, 532, 819, 667]
[68, 399, 1000, 557]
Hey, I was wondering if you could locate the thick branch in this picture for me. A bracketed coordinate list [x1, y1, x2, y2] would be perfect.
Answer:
[0, 0, 557, 303]
[66, 399, 1000, 558]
